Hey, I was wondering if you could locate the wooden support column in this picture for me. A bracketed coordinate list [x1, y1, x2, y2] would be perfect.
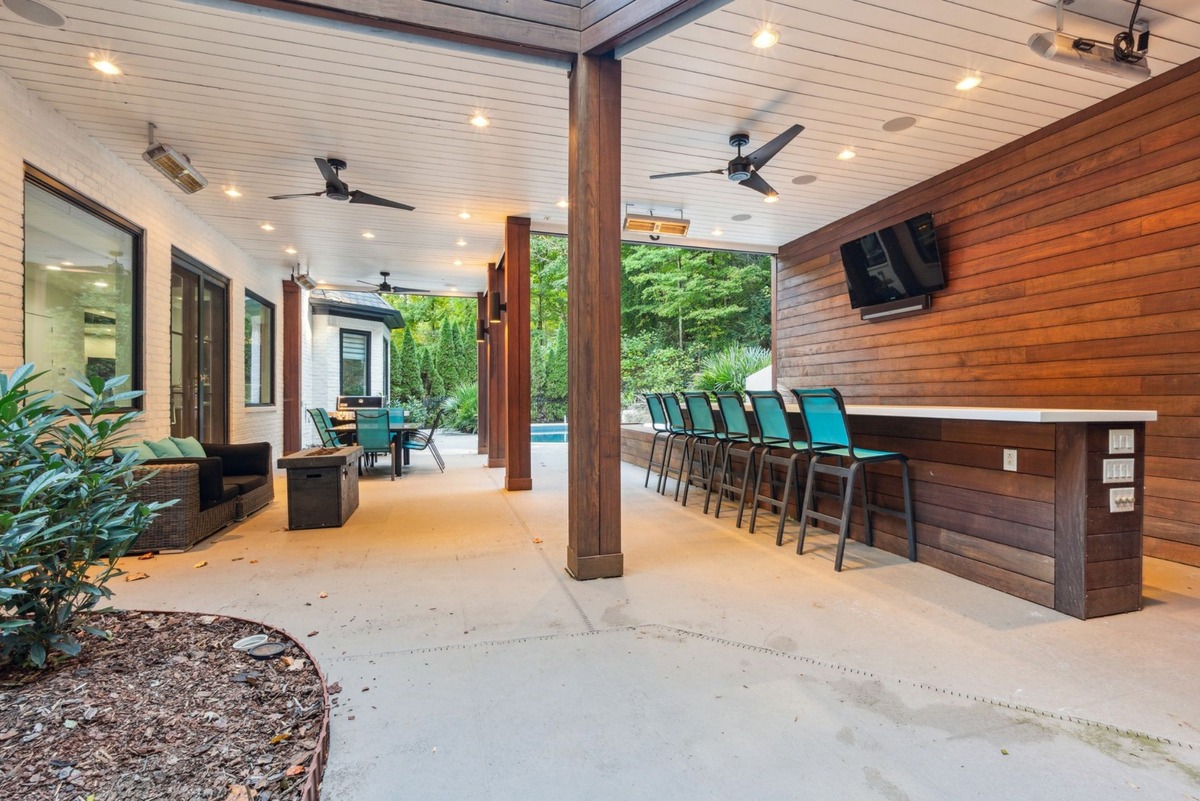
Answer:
[476, 292, 489, 455]
[281, 280, 302, 454]
[486, 262, 507, 468]
[566, 53, 623, 580]
[504, 216, 533, 491]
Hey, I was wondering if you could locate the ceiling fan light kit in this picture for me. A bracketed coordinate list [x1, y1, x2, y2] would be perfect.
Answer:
[142, 122, 208, 194]
[649, 124, 804, 201]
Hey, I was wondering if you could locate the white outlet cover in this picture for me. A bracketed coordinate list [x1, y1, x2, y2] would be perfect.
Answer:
[1003, 449, 1018, 472]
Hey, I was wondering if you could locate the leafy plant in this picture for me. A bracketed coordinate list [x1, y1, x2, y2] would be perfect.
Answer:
[693, 345, 772, 392]
[0, 365, 165, 668]
[445, 382, 479, 433]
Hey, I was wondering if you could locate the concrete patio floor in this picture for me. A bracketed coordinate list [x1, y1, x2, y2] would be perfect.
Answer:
[111, 434, 1200, 800]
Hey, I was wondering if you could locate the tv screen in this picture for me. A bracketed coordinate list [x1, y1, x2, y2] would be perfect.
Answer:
[838, 212, 946, 309]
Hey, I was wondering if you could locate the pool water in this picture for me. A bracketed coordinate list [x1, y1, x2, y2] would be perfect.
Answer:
[531, 423, 568, 443]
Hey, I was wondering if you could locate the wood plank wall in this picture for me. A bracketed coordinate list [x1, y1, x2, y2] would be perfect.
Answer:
[775, 58, 1200, 568]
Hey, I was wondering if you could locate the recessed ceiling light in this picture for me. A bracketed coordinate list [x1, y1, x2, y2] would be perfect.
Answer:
[61, 261, 74, 266]
[284, 247, 297, 255]
[791, 174, 818, 185]
[453, 259, 463, 266]
[956, 74, 982, 91]
[447, 285, 458, 292]
[260, 223, 275, 232]
[45, 265, 62, 271]
[224, 187, 242, 198]
[458, 211, 471, 220]
[751, 28, 779, 49]
[763, 194, 779, 204]
[7, 0, 66, 27]
[456, 238, 467, 247]
[555, 199, 568, 209]
[93, 280, 108, 288]
[731, 213, 752, 222]
[837, 148, 856, 161]
[711, 228, 723, 236]
[362, 231, 375, 239]
[90, 56, 120, 76]
[469, 112, 490, 128]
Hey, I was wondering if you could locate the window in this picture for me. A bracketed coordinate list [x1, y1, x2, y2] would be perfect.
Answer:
[340, 329, 370, 395]
[244, 291, 274, 405]
[23, 168, 142, 400]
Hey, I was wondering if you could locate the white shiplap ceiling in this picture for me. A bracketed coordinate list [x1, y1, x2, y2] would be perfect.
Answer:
[1, 0, 1198, 293]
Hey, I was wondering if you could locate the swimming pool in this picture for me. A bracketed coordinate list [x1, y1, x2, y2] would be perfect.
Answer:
[531, 423, 568, 443]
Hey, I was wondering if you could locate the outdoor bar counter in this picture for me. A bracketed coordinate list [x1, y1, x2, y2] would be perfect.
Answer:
[620, 402, 1157, 619]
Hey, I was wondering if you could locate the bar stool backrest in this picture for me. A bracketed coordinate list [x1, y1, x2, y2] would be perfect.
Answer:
[660, 393, 688, 433]
[644, 393, 669, 432]
[682, 391, 717, 435]
[791, 387, 853, 453]
[715, 391, 751, 438]
[746, 390, 793, 445]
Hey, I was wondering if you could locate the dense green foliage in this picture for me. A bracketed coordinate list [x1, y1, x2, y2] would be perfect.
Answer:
[445, 382, 479, 434]
[0, 366, 165, 668]
[694, 345, 772, 392]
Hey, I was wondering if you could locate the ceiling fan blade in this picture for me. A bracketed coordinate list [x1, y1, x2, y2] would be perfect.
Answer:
[650, 168, 725, 180]
[348, 190, 415, 211]
[269, 191, 324, 200]
[315, 157, 350, 195]
[746, 124, 805, 169]
[739, 171, 778, 197]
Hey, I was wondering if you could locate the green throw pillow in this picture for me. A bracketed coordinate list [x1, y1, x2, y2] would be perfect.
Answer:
[144, 437, 184, 458]
[170, 436, 206, 458]
[115, 442, 158, 462]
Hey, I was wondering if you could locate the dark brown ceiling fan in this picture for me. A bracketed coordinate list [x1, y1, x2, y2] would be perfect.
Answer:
[357, 271, 427, 294]
[269, 157, 414, 210]
[650, 124, 804, 199]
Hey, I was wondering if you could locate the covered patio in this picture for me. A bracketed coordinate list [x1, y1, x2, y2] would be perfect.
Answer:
[111, 437, 1200, 797]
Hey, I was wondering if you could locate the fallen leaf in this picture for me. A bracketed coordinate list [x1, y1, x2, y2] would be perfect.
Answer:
[137, 552, 155, 561]
[224, 786, 252, 801]
[63, 720, 78, 729]
[270, 732, 291, 744]
[361, 686, 370, 692]
[1001, 748, 1010, 756]
[124, 572, 149, 582]
[193, 561, 208, 569]
[250, 559, 259, 564]
[346, 715, 355, 720]
[532, 537, 543, 544]
[318, 592, 328, 599]
[307, 630, 319, 637]
[327, 682, 342, 694]
[231, 556, 244, 562]
[285, 765, 305, 777]
[198, 615, 217, 625]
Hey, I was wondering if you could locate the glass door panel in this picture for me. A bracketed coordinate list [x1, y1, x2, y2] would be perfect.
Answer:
[170, 256, 228, 442]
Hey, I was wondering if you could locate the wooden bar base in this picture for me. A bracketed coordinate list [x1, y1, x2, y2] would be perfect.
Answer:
[567, 548, 624, 580]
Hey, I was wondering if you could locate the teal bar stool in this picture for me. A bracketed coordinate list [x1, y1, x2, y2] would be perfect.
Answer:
[746, 390, 822, 545]
[658, 393, 694, 497]
[709, 391, 757, 524]
[791, 387, 916, 571]
[680, 391, 723, 507]
[642, 393, 671, 489]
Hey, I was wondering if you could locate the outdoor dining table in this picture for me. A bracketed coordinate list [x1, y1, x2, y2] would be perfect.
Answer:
[328, 414, 420, 477]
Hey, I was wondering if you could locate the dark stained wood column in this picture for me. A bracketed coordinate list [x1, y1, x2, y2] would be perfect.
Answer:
[486, 261, 507, 468]
[476, 292, 489, 455]
[281, 279, 302, 454]
[504, 216, 533, 491]
[566, 53, 623, 579]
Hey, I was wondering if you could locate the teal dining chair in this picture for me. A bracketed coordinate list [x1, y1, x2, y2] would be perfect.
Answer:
[355, 409, 396, 480]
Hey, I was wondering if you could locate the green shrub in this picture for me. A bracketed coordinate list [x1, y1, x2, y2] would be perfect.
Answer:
[693, 345, 772, 392]
[0, 366, 166, 668]
[445, 382, 478, 433]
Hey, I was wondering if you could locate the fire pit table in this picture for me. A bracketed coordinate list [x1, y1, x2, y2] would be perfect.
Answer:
[277, 446, 362, 529]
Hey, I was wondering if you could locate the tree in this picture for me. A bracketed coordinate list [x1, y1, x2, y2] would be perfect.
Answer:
[544, 323, 567, 401]
[530, 235, 568, 333]
[396, 326, 422, 401]
[389, 337, 404, 400]
[436, 323, 459, 390]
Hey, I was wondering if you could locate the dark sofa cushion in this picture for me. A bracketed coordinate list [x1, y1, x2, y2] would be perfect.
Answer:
[223, 474, 269, 494]
[202, 483, 239, 512]
[202, 442, 271, 477]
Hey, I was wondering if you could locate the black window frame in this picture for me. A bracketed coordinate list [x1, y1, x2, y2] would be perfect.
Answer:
[339, 328, 371, 396]
[243, 289, 276, 407]
[22, 164, 145, 409]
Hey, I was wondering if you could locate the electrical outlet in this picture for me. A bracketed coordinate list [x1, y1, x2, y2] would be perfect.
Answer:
[1109, 428, 1135, 454]
[1102, 458, 1135, 483]
[1109, 487, 1136, 513]
[1003, 449, 1018, 472]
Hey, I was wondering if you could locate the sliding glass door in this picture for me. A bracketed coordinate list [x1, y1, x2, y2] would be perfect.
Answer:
[171, 250, 228, 442]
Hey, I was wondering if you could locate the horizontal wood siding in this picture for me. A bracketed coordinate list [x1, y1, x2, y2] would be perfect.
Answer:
[775, 58, 1200, 568]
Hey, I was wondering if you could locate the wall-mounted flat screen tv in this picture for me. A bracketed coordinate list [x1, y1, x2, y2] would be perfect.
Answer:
[838, 212, 946, 309]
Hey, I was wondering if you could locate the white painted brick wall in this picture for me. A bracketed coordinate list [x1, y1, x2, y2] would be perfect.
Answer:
[0, 70, 282, 455]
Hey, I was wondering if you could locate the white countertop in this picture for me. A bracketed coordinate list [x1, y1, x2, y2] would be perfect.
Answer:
[842, 404, 1157, 423]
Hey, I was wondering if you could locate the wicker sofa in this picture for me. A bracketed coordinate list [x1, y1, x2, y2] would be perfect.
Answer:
[128, 442, 274, 553]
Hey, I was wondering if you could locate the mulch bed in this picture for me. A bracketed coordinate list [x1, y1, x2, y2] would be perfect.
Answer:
[0, 610, 325, 801]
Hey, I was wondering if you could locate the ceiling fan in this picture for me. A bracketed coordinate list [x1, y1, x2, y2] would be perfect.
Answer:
[650, 124, 805, 199]
[269, 158, 415, 210]
[357, 271, 428, 294]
